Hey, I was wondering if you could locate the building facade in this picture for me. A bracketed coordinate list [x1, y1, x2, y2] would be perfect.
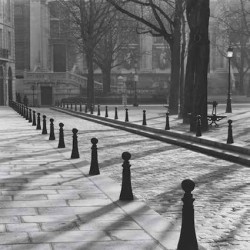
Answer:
[14, 0, 233, 106]
[0, 0, 15, 105]
[15, 0, 89, 106]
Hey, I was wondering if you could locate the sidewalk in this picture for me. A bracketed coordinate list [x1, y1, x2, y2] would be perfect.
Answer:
[4, 105, 250, 250]
[0, 106, 194, 250]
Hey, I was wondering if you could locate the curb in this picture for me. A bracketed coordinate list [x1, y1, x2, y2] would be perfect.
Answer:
[51, 107, 250, 167]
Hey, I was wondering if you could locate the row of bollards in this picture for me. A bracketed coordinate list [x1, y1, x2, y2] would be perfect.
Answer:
[10, 100, 199, 249]
[60, 102, 234, 144]
[61, 102, 172, 130]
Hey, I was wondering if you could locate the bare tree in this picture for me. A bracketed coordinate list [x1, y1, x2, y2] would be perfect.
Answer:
[93, 14, 138, 94]
[58, 0, 116, 107]
[107, 0, 184, 115]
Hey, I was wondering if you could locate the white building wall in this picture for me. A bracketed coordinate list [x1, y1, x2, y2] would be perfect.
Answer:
[30, 0, 49, 71]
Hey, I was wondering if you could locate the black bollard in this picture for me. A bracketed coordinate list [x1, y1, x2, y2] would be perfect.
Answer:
[23, 106, 26, 118]
[227, 119, 234, 144]
[24, 107, 27, 119]
[177, 179, 198, 250]
[89, 138, 100, 175]
[75, 103, 77, 111]
[119, 152, 133, 201]
[85, 104, 88, 113]
[21, 105, 24, 117]
[20, 104, 22, 116]
[58, 123, 65, 148]
[70, 103, 73, 109]
[90, 105, 94, 114]
[32, 111, 36, 126]
[63, 102, 65, 108]
[97, 105, 100, 116]
[80, 102, 82, 112]
[196, 115, 202, 137]
[29, 109, 32, 123]
[114, 107, 118, 119]
[67, 103, 69, 109]
[165, 112, 170, 130]
[18, 103, 21, 114]
[25, 107, 29, 120]
[23, 106, 25, 118]
[23, 105, 26, 117]
[125, 108, 129, 122]
[42, 115, 48, 134]
[71, 128, 80, 159]
[105, 106, 108, 118]
[142, 110, 147, 125]
[49, 118, 55, 140]
[36, 113, 41, 130]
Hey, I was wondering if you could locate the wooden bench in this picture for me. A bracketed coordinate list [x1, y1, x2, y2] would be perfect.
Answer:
[207, 101, 227, 126]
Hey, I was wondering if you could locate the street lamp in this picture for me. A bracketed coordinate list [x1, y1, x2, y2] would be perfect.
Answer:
[133, 61, 139, 107]
[226, 46, 233, 113]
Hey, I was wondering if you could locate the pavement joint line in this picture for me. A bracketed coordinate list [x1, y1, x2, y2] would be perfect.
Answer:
[6, 106, 209, 250]
[51, 107, 250, 167]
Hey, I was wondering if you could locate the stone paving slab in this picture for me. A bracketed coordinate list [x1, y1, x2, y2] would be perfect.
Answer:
[0, 107, 180, 250]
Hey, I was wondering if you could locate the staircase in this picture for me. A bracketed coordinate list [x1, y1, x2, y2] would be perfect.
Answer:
[24, 71, 103, 90]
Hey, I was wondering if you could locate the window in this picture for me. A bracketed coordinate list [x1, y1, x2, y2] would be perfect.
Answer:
[15, 6, 23, 16]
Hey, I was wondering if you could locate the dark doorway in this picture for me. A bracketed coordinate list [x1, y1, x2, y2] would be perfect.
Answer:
[8, 67, 13, 102]
[0, 67, 4, 105]
[41, 86, 52, 106]
[53, 44, 66, 72]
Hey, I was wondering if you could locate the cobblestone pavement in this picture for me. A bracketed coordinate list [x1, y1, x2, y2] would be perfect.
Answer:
[31, 107, 250, 250]
[74, 103, 250, 148]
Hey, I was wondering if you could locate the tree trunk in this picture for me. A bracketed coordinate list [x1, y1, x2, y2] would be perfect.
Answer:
[102, 67, 111, 95]
[183, 37, 196, 124]
[168, 2, 181, 115]
[178, 10, 186, 119]
[86, 50, 95, 108]
[183, 0, 210, 131]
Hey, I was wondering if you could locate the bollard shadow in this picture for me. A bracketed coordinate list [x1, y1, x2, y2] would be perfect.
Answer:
[26, 198, 177, 249]
[152, 163, 243, 213]
[132, 115, 166, 123]
[230, 126, 250, 141]
[0, 159, 90, 195]
[99, 145, 178, 170]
